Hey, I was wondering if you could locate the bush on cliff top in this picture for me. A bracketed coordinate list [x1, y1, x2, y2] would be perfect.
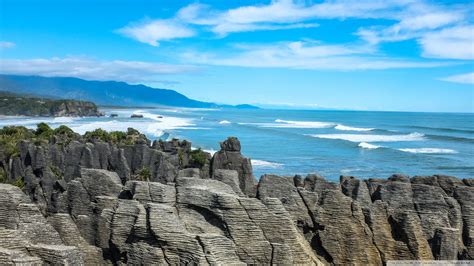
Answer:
[189, 148, 207, 168]
[0, 126, 34, 158]
[84, 127, 142, 145]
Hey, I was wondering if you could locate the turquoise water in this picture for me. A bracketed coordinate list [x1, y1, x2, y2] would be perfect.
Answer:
[3, 108, 473, 181]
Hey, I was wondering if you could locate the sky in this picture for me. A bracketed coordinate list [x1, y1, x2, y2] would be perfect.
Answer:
[0, 0, 473, 112]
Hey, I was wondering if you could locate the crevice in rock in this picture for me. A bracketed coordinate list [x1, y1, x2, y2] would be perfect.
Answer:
[195, 235, 211, 265]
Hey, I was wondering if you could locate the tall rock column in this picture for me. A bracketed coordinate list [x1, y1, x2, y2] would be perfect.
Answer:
[211, 137, 257, 197]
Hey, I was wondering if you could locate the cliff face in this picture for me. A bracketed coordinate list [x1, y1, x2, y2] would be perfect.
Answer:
[0, 92, 103, 117]
[0, 128, 472, 265]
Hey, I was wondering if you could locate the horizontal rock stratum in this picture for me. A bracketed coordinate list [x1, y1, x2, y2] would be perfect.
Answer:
[0, 125, 472, 265]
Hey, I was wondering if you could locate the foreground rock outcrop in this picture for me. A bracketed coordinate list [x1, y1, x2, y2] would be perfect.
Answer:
[0, 125, 472, 265]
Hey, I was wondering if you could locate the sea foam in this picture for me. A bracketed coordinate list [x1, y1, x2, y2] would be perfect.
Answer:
[252, 159, 284, 168]
[309, 132, 425, 142]
[358, 142, 381, 149]
[398, 148, 458, 154]
[335, 124, 374, 131]
[262, 119, 335, 128]
[219, 120, 231, 124]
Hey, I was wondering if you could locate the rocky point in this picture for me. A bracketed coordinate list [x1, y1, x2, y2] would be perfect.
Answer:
[0, 125, 472, 265]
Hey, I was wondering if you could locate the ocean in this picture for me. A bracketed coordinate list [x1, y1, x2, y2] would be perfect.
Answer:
[3, 108, 473, 181]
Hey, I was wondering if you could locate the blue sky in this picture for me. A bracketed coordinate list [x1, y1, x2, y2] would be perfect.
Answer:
[0, 0, 473, 112]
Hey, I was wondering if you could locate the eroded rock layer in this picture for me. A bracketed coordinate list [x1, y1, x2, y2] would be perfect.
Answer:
[0, 131, 472, 265]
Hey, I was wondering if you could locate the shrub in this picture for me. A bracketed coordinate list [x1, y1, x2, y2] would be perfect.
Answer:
[35, 122, 53, 139]
[84, 128, 109, 142]
[53, 125, 75, 136]
[0, 126, 34, 158]
[109, 131, 127, 143]
[13, 177, 25, 189]
[137, 167, 151, 181]
[189, 148, 207, 168]
[127, 128, 140, 136]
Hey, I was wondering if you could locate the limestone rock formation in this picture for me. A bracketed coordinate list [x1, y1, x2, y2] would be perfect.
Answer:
[0, 128, 472, 265]
[211, 137, 257, 197]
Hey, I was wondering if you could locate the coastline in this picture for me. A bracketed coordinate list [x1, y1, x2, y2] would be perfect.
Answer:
[0, 125, 472, 264]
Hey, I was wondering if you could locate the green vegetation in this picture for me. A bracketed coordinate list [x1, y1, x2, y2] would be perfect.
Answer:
[136, 167, 151, 181]
[0, 91, 100, 117]
[35, 122, 54, 139]
[84, 127, 143, 145]
[50, 165, 64, 179]
[0, 126, 34, 158]
[0, 167, 6, 183]
[189, 148, 208, 168]
[0, 167, 25, 189]
[13, 177, 25, 189]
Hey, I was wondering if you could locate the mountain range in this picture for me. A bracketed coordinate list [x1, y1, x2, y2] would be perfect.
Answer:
[0, 74, 258, 109]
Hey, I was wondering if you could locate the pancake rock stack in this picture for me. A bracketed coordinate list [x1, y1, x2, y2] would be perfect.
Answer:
[0, 129, 472, 265]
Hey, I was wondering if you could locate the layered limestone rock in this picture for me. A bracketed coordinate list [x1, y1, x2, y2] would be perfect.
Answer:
[0, 131, 472, 265]
[211, 137, 257, 197]
[0, 184, 85, 265]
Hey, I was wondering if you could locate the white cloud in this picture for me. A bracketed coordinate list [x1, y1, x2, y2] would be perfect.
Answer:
[212, 22, 319, 37]
[182, 41, 448, 70]
[0, 41, 15, 48]
[176, 0, 409, 36]
[440, 72, 474, 85]
[117, 19, 195, 46]
[419, 25, 474, 60]
[0, 57, 198, 83]
[356, 3, 466, 45]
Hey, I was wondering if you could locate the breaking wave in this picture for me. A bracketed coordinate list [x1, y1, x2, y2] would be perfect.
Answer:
[335, 124, 374, 131]
[262, 119, 335, 128]
[252, 159, 284, 168]
[309, 132, 425, 142]
[358, 142, 382, 149]
[398, 148, 458, 154]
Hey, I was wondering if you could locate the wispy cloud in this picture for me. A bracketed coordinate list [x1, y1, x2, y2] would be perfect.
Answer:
[419, 25, 474, 60]
[117, 19, 195, 46]
[440, 72, 474, 85]
[117, 0, 472, 69]
[0, 41, 15, 49]
[182, 41, 449, 71]
[0, 57, 198, 83]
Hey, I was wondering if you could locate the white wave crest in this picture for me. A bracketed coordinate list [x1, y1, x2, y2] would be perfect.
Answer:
[252, 159, 284, 168]
[335, 124, 374, 131]
[202, 148, 217, 156]
[68, 114, 195, 137]
[309, 132, 425, 142]
[219, 120, 231, 124]
[261, 119, 334, 128]
[398, 148, 458, 154]
[358, 142, 381, 149]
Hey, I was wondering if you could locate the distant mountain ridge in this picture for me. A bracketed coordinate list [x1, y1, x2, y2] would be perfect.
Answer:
[0, 75, 257, 109]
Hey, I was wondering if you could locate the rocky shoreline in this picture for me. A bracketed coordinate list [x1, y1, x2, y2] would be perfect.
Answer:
[0, 125, 472, 264]
[0, 91, 103, 117]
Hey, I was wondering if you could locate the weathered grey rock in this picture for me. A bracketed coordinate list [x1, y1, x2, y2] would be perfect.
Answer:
[309, 186, 381, 265]
[454, 186, 474, 259]
[2, 132, 473, 264]
[178, 168, 201, 178]
[340, 175, 371, 206]
[258, 174, 313, 229]
[80, 168, 123, 199]
[211, 137, 257, 197]
[27, 244, 83, 265]
[432, 228, 460, 260]
[213, 169, 243, 195]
